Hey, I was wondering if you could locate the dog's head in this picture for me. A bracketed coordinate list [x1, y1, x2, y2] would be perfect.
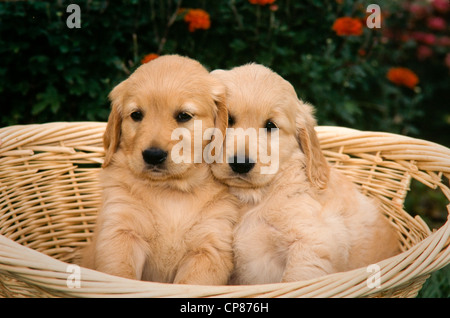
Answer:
[103, 55, 228, 183]
[210, 64, 329, 196]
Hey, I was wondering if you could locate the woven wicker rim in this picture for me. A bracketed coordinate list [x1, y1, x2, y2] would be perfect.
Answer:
[0, 122, 449, 298]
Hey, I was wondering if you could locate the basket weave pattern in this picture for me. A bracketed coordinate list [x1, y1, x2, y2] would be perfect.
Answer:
[0, 122, 449, 297]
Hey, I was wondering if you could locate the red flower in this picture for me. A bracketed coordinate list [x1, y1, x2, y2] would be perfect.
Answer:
[248, 0, 276, 5]
[432, 0, 450, 13]
[417, 45, 433, 60]
[141, 53, 159, 64]
[409, 4, 430, 19]
[269, 4, 279, 11]
[184, 9, 211, 32]
[332, 17, 364, 36]
[386, 67, 419, 89]
[427, 16, 446, 31]
[411, 31, 436, 45]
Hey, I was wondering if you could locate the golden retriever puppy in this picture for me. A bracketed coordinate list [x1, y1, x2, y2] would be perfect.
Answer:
[211, 64, 400, 284]
[81, 55, 239, 285]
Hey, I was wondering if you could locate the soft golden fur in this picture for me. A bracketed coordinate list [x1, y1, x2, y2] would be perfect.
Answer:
[211, 64, 400, 284]
[81, 55, 238, 285]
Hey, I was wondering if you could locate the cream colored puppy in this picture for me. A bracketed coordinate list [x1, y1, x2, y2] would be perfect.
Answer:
[211, 64, 400, 284]
[82, 55, 238, 285]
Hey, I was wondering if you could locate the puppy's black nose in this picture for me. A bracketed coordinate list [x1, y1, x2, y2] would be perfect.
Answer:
[229, 156, 255, 174]
[142, 148, 168, 166]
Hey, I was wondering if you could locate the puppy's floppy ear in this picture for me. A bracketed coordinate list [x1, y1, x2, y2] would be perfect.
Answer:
[103, 80, 127, 168]
[210, 71, 228, 138]
[296, 101, 329, 189]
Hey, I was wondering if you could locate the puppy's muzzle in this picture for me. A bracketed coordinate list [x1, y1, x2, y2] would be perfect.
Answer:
[229, 156, 255, 174]
[142, 148, 168, 166]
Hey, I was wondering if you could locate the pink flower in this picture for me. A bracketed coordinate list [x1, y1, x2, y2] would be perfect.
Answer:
[427, 16, 447, 30]
[409, 4, 430, 19]
[432, 0, 449, 13]
[412, 31, 437, 45]
[423, 33, 437, 45]
[417, 45, 433, 60]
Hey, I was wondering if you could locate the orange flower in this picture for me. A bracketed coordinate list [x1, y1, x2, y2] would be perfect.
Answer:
[386, 67, 419, 89]
[184, 9, 211, 32]
[332, 17, 364, 36]
[249, 0, 276, 5]
[141, 53, 159, 64]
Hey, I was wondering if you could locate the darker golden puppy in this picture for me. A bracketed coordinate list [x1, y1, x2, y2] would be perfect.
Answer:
[211, 64, 400, 284]
[82, 55, 238, 285]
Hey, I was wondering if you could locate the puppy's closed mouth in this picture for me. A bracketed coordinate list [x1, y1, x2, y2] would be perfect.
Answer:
[149, 167, 164, 172]
[222, 174, 259, 188]
[145, 165, 167, 174]
[139, 162, 168, 177]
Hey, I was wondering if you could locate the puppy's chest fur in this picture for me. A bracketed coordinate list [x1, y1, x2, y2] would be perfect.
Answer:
[107, 174, 217, 282]
[142, 195, 198, 282]
[231, 167, 349, 284]
[232, 206, 289, 284]
[232, 190, 312, 284]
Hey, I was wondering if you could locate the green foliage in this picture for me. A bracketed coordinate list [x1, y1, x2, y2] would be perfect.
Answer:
[1, 0, 449, 147]
[419, 266, 450, 298]
[405, 179, 449, 229]
[405, 178, 450, 298]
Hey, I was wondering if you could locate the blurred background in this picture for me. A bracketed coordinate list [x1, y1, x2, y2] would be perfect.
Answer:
[0, 0, 448, 297]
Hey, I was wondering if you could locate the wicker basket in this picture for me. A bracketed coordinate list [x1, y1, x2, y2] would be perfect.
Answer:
[0, 122, 449, 298]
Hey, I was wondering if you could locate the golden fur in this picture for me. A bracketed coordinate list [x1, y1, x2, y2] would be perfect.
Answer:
[81, 55, 238, 285]
[211, 64, 400, 284]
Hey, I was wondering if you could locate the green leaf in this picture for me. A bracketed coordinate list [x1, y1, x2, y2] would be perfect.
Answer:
[32, 85, 63, 115]
[229, 39, 247, 52]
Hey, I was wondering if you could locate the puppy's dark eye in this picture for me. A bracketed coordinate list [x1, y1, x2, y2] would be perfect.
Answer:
[176, 112, 193, 123]
[130, 111, 143, 122]
[228, 114, 235, 126]
[265, 120, 278, 131]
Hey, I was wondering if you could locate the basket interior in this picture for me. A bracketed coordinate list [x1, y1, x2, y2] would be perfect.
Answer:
[0, 123, 104, 262]
[0, 123, 448, 268]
